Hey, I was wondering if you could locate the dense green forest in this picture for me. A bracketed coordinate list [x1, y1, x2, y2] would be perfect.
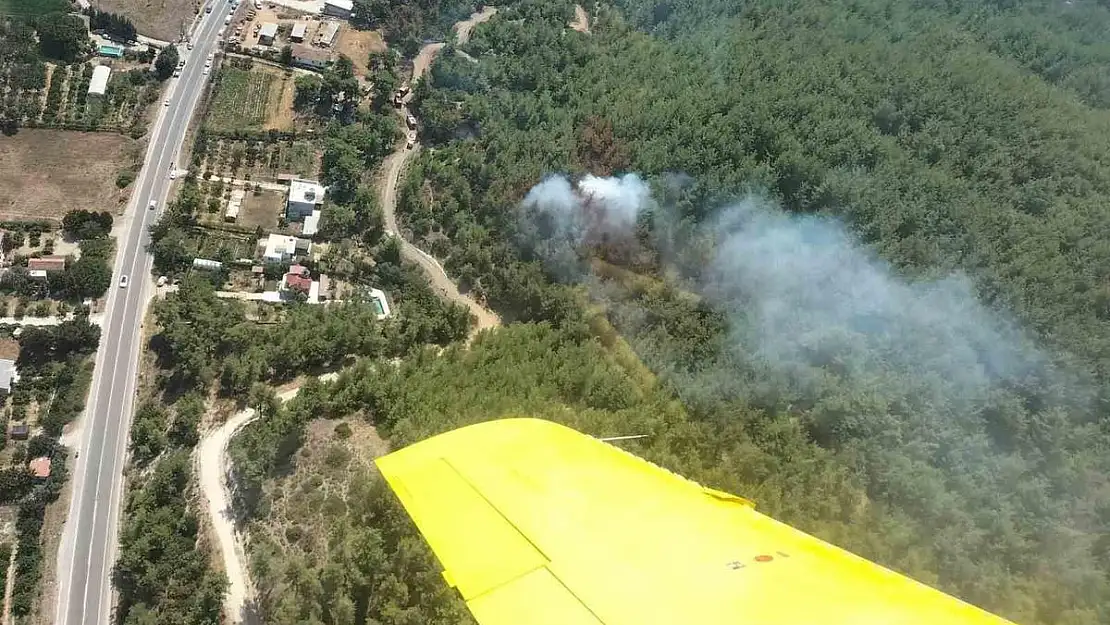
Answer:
[375, 0, 1110, 623]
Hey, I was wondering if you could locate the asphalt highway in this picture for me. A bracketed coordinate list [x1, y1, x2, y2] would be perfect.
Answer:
[54, 3, 234, 623]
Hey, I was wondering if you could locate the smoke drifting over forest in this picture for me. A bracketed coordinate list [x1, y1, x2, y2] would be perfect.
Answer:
[519, 173, 1058, 407]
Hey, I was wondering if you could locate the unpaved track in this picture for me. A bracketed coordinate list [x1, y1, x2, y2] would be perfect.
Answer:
[197, 375, 336, 625]
[201, 12, 504, 620]
[384, 6, 501, 334]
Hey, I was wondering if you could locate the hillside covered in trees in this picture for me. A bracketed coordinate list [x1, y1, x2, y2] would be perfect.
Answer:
[238, 0, 1110, 624]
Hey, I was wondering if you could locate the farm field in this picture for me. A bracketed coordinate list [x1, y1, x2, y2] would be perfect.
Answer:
[0, 0, 69, 15]
[205, 63, 296, 134]
[0, 130, 138, 222]
[189, 227, 258, 261]
[0, 61, 159, 134]
[94, 0, 196, 42]
[199, 138, 320, 180]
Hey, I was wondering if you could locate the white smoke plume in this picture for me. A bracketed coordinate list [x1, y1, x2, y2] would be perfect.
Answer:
[517, 173, 1055, 406]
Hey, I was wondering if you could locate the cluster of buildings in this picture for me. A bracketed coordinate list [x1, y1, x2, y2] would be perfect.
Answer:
[244, 1, 352, 71]
[201, 178, 392, 317]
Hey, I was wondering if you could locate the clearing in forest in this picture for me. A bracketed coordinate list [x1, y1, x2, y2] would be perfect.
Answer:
[205, 65, 295, 133]
[0, 130, 137, 222]
[570, 4, 590, 33]
[93, 0, 196, 42]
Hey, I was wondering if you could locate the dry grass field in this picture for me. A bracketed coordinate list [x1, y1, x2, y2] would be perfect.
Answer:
[95, 0, 197, 42]
[0, 130, 138, 222]
[336, 27, 386, 76]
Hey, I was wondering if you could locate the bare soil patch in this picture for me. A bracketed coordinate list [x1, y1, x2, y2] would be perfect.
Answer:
[0, 339, 19, 361]
[236, 189, 286, 230]
[335, 27, 386, 76]
[570, 4, 590, 33]
[0, 130, 137, 222]
[96, 0, 197, 42]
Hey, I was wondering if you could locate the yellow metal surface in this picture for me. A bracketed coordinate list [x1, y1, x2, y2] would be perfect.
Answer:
[375, 417, 1020, 625]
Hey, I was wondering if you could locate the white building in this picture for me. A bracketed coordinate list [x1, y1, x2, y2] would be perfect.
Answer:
[225, 188, 245, 221]
[258, 22, 278, 45]
[260, 233, 311, 263]
[322, 0, 353, 18]
[88, 65, 111, 96]
[286, 179, 326, 220]
[290, 22, 307, 42]
[302, 210, 321, 236]
[316, 21, 340, 47]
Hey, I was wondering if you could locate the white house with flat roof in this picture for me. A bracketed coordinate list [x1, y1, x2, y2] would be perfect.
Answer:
[286, 179, 326, 220]
[316, 21, 340, 47]
[88, 65, 111, 96]
[260, 233, 312, 263]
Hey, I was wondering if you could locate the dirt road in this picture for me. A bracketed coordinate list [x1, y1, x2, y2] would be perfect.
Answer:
[383, 7, 502, 335]
[455, 6, 498, 44]
[197, 375, 336, 625]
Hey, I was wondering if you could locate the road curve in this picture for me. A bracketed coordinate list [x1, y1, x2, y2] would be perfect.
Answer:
[380, 7, 501, 334]
[54, 3, 235, 624]
[197, 377, 335, 625]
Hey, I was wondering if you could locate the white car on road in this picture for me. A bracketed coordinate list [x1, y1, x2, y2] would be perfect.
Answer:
[119, 275, 129, 289]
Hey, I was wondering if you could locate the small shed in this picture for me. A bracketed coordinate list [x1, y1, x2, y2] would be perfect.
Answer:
[9, 424, 29, 441]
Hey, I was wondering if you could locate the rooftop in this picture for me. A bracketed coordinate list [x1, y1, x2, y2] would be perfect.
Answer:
[290, 22, 307, 38]
[226, 188, 245, 220]
[317, 21, 340, 44]
[303, 210, 321, 236]
[325, 0, 354, 9]
[28, 255, 67, 272]
[28, 457, 51, 479]
[284, 272, 313, 293]
[0, 358, 16, 392]
[259, 22, 278, 39]
[261, 233, 308, 260]
[88, 65, 111, 96]
[288, 179, 326, 206]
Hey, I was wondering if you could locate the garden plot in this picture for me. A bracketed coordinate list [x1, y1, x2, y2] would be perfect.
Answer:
[204, 64, 296, 134]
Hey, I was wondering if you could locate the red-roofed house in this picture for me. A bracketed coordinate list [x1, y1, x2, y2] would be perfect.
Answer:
[28, 256, 67, 272]
[283, 272, 313, 293]
[28, 456, 51, 479]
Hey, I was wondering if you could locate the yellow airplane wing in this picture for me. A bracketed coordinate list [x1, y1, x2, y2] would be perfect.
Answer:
[375, 417, 1019, 625]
